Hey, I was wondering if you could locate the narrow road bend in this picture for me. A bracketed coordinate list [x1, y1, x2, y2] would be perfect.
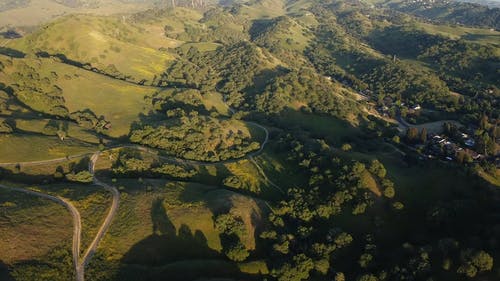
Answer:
[0, 184, 82, 280]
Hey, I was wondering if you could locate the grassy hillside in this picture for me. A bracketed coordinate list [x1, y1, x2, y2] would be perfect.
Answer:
[0, 134, 95, 162]
[10, 15, 174, 83]
[415, 21, 500, 47]
[0, 186, 72, 264]
[0, 56, 157, 137]
[0, 0, 156, 28]
[31, 183, 112, 256]
[91, 179, 265, 280]
[0, 1, 498, 280]
[13, 118, 100, 144]
[236, 0, 286, 19]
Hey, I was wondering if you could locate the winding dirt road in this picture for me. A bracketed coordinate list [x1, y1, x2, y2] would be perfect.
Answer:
[0, 184, 82, 280]
[0, 152, 120, 281]
[0, 120, 280, 280]
[75, 152, 120, 281]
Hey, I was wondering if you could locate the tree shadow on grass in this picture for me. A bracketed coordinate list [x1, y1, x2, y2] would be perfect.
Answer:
[121, 198, 220, 266]
[116, 198, 262, 281]
[0, 47, 25, 58]
[0, 260, 13, 281]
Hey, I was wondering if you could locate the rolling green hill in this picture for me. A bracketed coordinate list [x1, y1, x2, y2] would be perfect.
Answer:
[10, 15, 175, 83]
[0, 0, 499, 281]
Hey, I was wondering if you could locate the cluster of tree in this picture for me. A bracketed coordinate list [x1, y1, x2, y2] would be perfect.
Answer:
[386, 0, 500, 29]
[305, 12, 370, 89]
[307, 1, 499, 124]
[130, 112, 260, 162]
[260, 129, 500, 281]
[131, 87, 261, 162]
[152, 163, 197, 179]
[160, 42, 284, 109]
[3, 59, 113, 133]
[419, 40, 499, 96]
[258, 133, 400, 281]
[405, 127, 428, 144]
[256, 69, 360, 119]
[160, 48, 218, 90]
[211, 41, 275, 97]
[70, 110, 110, 132]
[214, 213, 250, 262]
[336, 9, 375, 38]
[368, 24, 499, 119]
[369, 25, 444, 59]
[111, 148, 197, 179]
[308, 23, 450, 110]
[65, 170, 93, 183]
[474, 115, 498, 156]
[364, 62, 450, 107]
[163, 7, 249, 44]
[161, 20, 361, 121]
[150, 88, 211, 115]
[250, 16, 302, 51]
[9, 61, 69, 117]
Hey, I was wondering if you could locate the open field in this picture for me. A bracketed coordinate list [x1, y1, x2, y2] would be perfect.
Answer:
[253, 149, 307, 191]
[0, 56, 158, 138]
[255, 17, 312, 52]
[97, 179, 264, 264]
[0, 185, 72, 264]
[178, 42, 221, 52]
[237, 0, 286, 19]
[400, 119, 463, 135]
[13, 118, 100, 144]
[32, 183, 112, 257]
[10, 14, 174, 82]
[0, 134, 95, 163]
[279, 110, 360, 145]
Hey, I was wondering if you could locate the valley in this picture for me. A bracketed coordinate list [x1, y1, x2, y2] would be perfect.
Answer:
[0, 0, 499, 281]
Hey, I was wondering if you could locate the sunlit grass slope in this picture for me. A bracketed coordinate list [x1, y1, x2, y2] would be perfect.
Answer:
[11, 14, 174, 83]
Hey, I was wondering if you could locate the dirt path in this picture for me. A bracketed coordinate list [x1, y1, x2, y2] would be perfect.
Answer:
[0, 184, 82, 280]
[0, 122, 270, 168]
[0, 153, 94, 167]
[0, 116, 282, 281]
[0, 153, 120, 281]
[71, 152, 120, 281]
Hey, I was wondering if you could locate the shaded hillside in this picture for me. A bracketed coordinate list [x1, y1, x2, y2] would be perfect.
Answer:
[383, 0, 500, 29]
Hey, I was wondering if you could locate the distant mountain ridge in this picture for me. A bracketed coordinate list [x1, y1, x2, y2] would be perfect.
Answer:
[455, 0, 500, 8]
[381, 0, 500, 29]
